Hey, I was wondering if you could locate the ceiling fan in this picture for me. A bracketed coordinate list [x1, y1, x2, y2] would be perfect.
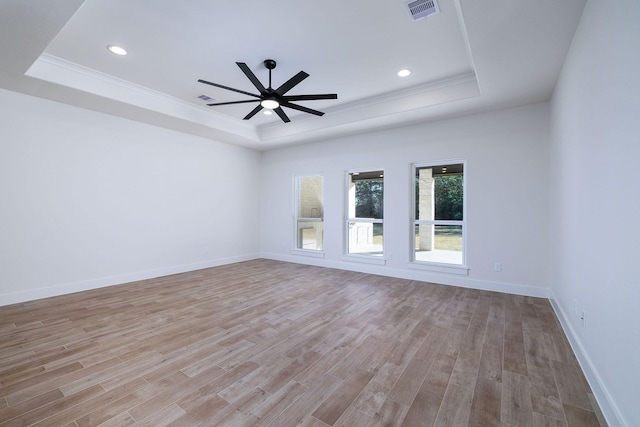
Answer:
[198, 59, 337, 123]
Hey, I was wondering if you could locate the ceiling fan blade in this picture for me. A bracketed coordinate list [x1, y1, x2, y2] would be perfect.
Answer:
[275, 71, 309, 96]
[281, 101, 325, 116]
[243, 104, 264, 120]
[207, 100, 260, 106]
[198, 79, 260, 98]
[281, 94, 338, 101]
[236, 62, 267, 94]
[274, 107, 291, 123]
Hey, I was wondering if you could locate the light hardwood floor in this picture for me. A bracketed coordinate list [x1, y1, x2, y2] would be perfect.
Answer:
[0, 259, 605, 426]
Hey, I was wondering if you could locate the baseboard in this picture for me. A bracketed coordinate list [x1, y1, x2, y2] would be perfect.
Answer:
[261, 252, 550, 298]
[549, 291, 625, 427]
[0, 253, 261, 306]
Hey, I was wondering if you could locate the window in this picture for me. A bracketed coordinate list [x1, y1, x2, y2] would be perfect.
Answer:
[295, 175, 324, 251]
[346, 170, 384, 256]
[413, 162, 465, 266]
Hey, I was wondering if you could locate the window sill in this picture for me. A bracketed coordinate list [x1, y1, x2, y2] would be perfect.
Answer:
[342, 254, 386, 266]
[290, 249, 325, 259]
[408, 262, 469, 276]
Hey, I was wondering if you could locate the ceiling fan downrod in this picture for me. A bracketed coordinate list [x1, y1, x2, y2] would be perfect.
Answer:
[264, 59, 276, 89]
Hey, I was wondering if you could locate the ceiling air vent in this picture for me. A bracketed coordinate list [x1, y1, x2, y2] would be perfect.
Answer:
[405, 0, 440, 21]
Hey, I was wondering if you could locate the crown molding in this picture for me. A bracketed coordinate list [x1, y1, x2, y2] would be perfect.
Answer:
[26, 53, 259, 142]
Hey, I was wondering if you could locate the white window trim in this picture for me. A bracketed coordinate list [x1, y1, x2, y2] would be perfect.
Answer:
[290, 248, 326, 258]
[410, 159, 468, 272]
[407, 261, 469, 275]
[341, 253, 386, 265]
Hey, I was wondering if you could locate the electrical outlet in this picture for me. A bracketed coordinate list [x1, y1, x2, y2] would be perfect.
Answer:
[581, 309, 587, 328]
[494, 262, 502, 272]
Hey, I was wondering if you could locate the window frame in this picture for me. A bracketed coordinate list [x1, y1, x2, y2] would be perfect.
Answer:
[343, 168, 386, 264]
[292, 174, 325, 256]
[410, 160, 468, 273]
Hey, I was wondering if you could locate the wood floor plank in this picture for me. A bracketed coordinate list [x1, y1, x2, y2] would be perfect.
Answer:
[334, 406, 375, 427]
[163, 395, 229, 426]
[259, 350, 322, 394]
[504, 337, 529, 376]
[0, 259, 604, 426]
[1, 362, 84, 402]
[402, 388, 441, 427]
[206, 389, 267, 427]
[174, 362, 258, 414]
[0, 384, 105, 427]
[433, 383, 475, 426]
[264, 374, 342, 426]
[387, 326, 447, 406]
[311, 369, 373, 425]
[533, 411, 569, 427]
[501, 370, 535, 427]
[529, 364, 565, 421]
[551, 360, 594, 411]
[247, 381, 308, 426]
[350, 361, 404, 417]
[420, 352, 457, 398]
[563, 403, 601, 427]
[469, 342, 503, 426]
[68, 377, 150, 427]
[370, 398, 409, 427]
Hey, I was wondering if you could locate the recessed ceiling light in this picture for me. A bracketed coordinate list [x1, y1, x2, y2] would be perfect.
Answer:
[397, 69, 412, 77]
[107, 45, 127, 56]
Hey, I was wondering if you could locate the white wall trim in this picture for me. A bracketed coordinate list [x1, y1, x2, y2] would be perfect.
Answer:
[408, 262, 470, 276]
[548, 291, 626, 427]
[0, 253, 261, 307]
[262, 252, 549, 298]
[289, 248, 326, 258]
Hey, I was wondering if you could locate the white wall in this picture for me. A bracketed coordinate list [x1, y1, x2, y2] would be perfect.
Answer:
[0, 88, 262, 305]
[260, 103, 550, 296]
[549, 0, 640, 425]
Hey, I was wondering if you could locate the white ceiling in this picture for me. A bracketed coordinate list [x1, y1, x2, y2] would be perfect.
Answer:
[1, 0, 585, 150]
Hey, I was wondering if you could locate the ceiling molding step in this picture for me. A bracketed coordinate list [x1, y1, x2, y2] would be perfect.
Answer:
[25, 53, 260, 143]
[257, 73, 480, 145]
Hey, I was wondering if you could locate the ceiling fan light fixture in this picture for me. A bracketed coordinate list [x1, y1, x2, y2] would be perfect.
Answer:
[260, 99, 280, 110]
[107, 45, 127, 56]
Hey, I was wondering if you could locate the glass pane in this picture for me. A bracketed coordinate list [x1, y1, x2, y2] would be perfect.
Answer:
[348, 222, 383, 256]
[349, 171, 383, 220]
[434, 175, 463, 220]
[415, 165, 463, 221]
[414, 224, 463, 264]
[298, 176, 324, 219]
[297, 220, 323, 250]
